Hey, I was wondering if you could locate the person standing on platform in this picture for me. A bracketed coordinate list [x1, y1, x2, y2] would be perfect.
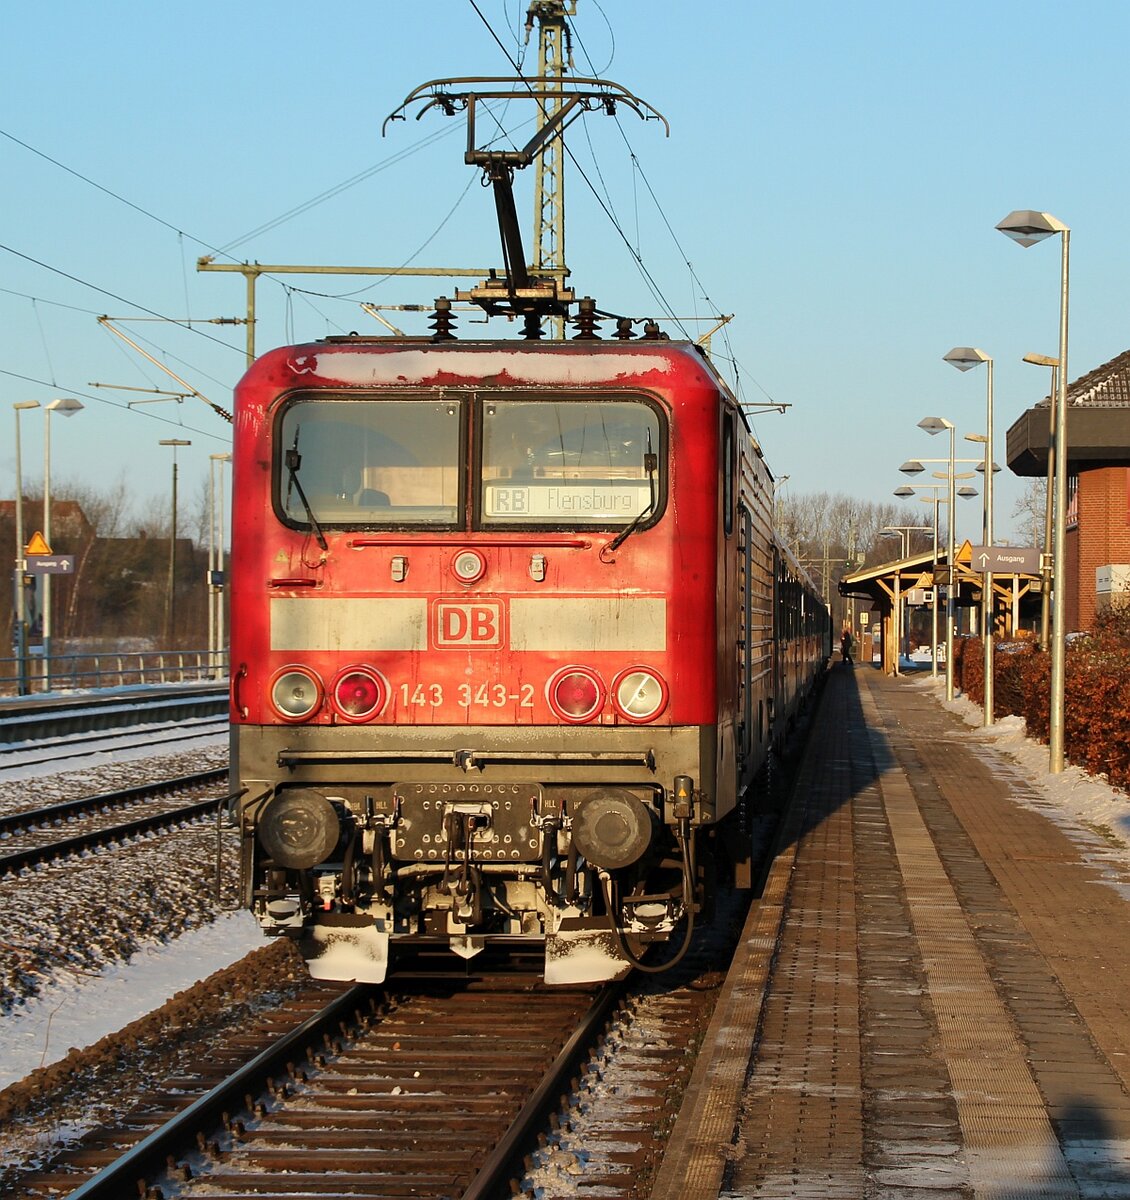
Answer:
[841, 627, 855, 666]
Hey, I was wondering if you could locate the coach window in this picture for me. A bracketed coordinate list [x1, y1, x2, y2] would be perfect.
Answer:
[722, 411, 735, 537]
[277, 398, 462, 527]
[478, 398, 664, 528]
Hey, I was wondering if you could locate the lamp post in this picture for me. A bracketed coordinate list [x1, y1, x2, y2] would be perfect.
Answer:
[12, 401, 41, 695]
[880, 525, 923, 559]
[997, 210, 1070, 773]
[1022, 352, 1060, 652]
[208, 452, 231, 674]
[945, 347, 997, 725]
[42, 398, 84, 684]
[903, 418, 957, 700]
[899, 439, 982, 703]
[159, 439, 192, 646]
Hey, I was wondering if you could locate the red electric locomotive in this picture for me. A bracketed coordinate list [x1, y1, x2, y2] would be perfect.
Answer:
[229, 330, 827, 984]
[227, 70, 826, 984]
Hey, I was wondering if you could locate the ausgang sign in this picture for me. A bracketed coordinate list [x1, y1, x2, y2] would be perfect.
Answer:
[26, 555, 76, 575]
[971, 545, 1042, 574]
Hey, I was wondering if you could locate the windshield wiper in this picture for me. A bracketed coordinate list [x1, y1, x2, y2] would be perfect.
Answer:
[284, 429, 328, 551]
[605, 430, 657, 554]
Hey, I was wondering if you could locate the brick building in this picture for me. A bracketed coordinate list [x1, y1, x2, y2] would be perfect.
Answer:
[1007, 348, 1130, 631]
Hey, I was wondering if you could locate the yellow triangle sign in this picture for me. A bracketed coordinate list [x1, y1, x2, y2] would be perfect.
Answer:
[955, 539, 973, 565]
[25, 530, 52, 555]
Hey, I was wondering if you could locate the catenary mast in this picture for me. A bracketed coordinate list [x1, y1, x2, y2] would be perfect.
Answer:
[527, 1, 574, 338]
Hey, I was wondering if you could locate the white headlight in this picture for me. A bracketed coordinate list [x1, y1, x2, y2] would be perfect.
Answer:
[270, 667, 322, 720]
[612, 668, 667, 722]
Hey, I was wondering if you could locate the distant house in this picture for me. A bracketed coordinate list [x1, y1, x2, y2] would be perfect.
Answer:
[0, 500, 206, 646]
[0, 498, 95, 548]
[1006, 348, 1130, 631]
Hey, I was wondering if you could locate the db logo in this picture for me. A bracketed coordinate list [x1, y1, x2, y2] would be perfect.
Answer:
[433, 600, 504, 648]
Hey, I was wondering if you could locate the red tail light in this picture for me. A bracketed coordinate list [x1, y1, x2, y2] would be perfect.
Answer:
[547, 667, 604, 723]
[332, 667, 387, 721]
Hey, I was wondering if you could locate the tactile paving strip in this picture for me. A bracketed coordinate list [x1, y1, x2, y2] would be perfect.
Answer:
[859, 682, 1079, 1199]
[651, 674, 867, 1199]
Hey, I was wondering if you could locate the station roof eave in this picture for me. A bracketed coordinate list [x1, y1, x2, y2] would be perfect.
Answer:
[838, 549, 939, 606]
[1006, 403, 1130, 475]
[839, 539, 1041, 611]
[1006, 346, 1130, 476]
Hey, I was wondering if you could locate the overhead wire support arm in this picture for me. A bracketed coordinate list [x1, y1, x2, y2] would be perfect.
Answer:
[96, 316, 232, 422]
[196, 260, 496, 363]
[88, 382, 194, 408]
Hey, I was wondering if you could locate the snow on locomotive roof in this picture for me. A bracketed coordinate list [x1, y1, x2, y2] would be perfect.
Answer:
[284, 343, 692, 388]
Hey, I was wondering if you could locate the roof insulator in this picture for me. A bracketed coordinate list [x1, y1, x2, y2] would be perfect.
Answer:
[429, 296, 457, 342]
[571, 297, 601, 340]
[613, 317, 635, 340]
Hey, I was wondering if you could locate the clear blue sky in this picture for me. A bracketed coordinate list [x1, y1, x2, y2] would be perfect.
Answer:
[3, 1, 1128, 546]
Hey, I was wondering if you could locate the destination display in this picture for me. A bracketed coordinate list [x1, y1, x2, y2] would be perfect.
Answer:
[483, 482, 651, 520]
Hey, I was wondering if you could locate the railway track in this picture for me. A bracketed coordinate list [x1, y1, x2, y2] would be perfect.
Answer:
[4, 892, 745, 1199]
[0, 692, 809, 1198]
[19, 971, 630, 1199]
[0, 769, 231, 875]
[0, 685, 228, 747]
[0, 716, 228, 774]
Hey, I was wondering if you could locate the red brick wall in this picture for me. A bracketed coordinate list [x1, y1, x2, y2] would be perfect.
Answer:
[1069, 467, 1130, 630]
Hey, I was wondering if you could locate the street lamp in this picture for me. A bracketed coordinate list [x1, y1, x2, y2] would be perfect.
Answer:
[1022, 351, 1060, 653]
[12, 401, 41, 695]
[945, 346, 997, 726]
[895, 491, 943, 679]
[159, 439, 192, 645]
[208, 452, 231, 673]
[904, 417, 958, 700]
[997, 209, 1070, 773]
[42, 397, 84, 683]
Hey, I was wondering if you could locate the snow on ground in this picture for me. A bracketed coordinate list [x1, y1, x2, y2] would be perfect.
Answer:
[0, 910, 264, 1091]
[0, 718, 228, 788]
[921, 673, 1130, 870]
[0, 726, 267, 1091]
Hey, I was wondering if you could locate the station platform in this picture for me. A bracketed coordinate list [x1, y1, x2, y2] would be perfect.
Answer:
[653, 661, 1130, 1199]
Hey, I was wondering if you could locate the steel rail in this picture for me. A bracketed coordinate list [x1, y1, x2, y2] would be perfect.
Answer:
[62, 984, 370, 1200]
[0, 710, 227, 768]
[0, 685, 227, 745]
[461, 979, 625, 1199]
[54, 977, 622, 1200]
[0, 791, 229, 874]
[0, 769, 226, 838]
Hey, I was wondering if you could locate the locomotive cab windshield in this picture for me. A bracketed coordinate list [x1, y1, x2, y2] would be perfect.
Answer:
[480, 399, 662, 529]
[275, 393, 664, 531]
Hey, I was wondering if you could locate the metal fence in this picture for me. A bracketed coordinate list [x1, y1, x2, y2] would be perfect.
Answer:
[0, 649, 229, 696]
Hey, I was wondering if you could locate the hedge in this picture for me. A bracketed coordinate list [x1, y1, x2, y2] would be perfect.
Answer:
[953, 607, 1130, 791]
